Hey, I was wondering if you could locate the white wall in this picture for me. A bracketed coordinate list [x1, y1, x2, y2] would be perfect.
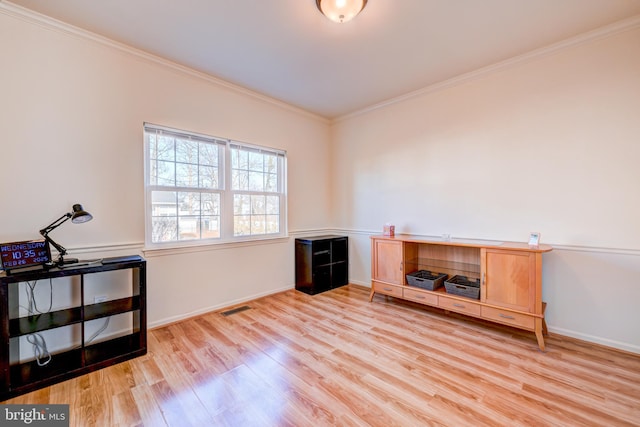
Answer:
[331, 26, 640, 352]
[0, 8, 332, 328]
[2, 5, 639, 355]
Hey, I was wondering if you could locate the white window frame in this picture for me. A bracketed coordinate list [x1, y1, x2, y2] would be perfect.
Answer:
[144, 123, 287, 249]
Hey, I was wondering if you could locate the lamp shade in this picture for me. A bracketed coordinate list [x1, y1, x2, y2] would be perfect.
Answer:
[71, 204, 93, 224]
[316, 0, 367, 23]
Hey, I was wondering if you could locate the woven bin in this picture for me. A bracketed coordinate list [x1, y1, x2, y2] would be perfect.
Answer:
[406, 270, 447, 291]
[444, 275, 480, 299]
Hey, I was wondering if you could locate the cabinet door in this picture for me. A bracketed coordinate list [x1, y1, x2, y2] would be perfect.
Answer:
[482, 249, 536, 313]
[372, 239, 404, 284]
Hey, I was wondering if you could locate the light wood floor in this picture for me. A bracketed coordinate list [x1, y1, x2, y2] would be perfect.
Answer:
[4, 285, 640, 426]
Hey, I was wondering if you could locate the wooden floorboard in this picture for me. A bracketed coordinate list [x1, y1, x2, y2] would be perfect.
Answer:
[3, 284, 640, 426]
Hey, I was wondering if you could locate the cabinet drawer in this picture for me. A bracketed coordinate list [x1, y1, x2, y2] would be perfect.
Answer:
[372, 281, 403, 298]
[403, 288, 438, 306]
[438, 295, 481, 316]
[481, 306, 535, 330]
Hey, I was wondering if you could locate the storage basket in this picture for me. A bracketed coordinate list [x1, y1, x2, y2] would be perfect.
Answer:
[444, 275, 480, 299]
[406, 270, 447, 291]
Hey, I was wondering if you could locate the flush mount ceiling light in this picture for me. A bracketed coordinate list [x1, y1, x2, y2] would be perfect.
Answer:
[316, 0, 368, 24]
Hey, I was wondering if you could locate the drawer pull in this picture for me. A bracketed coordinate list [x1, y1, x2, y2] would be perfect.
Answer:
[383, 287, 393, 291]
[453, 303, 465, 308]
[414, 295, 425, 299]
[499, 313, 515, 320]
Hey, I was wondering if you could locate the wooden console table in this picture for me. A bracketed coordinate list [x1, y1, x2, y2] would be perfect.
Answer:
[370, 235, 552, 350]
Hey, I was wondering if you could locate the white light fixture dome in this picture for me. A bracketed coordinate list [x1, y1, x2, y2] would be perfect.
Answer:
[316, 0, 368, 24]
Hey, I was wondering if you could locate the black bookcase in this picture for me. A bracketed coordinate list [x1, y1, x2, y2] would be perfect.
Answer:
[295, 235, 348, 295]
[0, 256, 146, 400]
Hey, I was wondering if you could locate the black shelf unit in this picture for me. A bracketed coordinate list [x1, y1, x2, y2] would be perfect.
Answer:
[295, 235, 348, 295]
[0, 256, 146, 400]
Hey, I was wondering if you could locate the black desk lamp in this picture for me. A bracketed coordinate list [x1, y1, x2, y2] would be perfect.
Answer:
[39, 203, 93, 266]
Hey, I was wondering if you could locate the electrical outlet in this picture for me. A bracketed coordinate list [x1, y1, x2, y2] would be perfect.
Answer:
[94, 295, 108, 304]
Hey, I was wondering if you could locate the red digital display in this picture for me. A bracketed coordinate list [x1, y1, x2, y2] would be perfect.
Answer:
[1, 240, 51, 271]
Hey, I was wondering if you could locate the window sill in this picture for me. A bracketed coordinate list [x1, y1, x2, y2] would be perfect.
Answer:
[142, 235, 290, 258]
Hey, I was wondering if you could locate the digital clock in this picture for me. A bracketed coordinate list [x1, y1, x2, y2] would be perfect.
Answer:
[0, 240, 51, 272]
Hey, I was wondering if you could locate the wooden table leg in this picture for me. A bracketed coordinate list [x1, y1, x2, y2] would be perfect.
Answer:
[535, 317, 546, 351]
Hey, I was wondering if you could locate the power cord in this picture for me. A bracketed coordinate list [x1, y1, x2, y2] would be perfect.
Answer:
[22, 278, 111, 359]
[24, 279, 53, 366]
[85, 317, 110, 344]
[26, 333, 51, 366]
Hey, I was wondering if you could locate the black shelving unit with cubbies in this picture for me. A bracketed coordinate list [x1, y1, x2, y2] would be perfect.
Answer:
[295, 235, 348, 295]
[0, 256, 146, 400]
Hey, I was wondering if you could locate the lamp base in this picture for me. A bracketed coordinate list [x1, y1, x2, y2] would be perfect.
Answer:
[57, 257, 79, 266]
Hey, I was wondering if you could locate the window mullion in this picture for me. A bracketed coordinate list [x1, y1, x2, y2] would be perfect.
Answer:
[222, 143, 235, 240]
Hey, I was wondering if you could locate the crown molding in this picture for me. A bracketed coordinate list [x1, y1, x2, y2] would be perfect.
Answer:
[0, 1, 329, 125]
[336, 13, 640, 123]
[2, 1, 638, 126]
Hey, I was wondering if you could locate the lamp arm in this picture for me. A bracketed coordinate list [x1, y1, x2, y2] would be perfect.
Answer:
[43, 234, 68, 259]
[39, 213, 72, 260]
[39, 213, 72, 236]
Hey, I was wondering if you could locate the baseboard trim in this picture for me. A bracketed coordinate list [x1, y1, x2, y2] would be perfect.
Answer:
[547, 326, 640, 355]
[148, 284, 294, 329]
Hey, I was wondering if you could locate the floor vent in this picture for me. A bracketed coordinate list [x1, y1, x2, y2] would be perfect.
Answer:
[221, 305, 251, 316]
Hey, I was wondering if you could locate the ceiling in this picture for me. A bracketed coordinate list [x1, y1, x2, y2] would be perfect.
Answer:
[7, 0, 640, 119]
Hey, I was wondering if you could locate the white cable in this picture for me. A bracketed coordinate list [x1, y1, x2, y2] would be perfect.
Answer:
[85, 318, 110, 344]
[24, 280, 53, 366]
[26, 333, 52, 366]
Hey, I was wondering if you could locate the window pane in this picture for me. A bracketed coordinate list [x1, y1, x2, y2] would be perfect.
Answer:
[200, 142, 218, 166]
[232, 170, 248, 190]
[156, 137, 175, 161]
[234, 215, 250, 236]
[201, 216, 220, 239]
[265, 173, 277, 192]
[248, 171, 264, 191]
[149, 159, 158, 185]
[266, 196, 279, 215]
[178, 216, 199, 240]
[251, 195, 265, 215]
[201, 193, 220, 215]
[176, 139, 198, 164]
[234, 195, 250, 215]
[232, 149, 248, 169]
[248, 151, 264, 172]
[178, 192, 201, 215]
[151, 191, 177, 216]
[199, 165, 218, 189]
[152, 217, 177, 242]
[265, 155, 277, 174]
[252, 216, 266, 234]
[157, 160, 175, 185]
[176, 163, 198, 187]
[266, 215, 279, 233]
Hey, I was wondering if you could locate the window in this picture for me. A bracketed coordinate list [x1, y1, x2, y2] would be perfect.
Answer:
[144, 124, 286, 247]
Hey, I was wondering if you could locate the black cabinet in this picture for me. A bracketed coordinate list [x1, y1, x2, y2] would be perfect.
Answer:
[0, 256, 146, 400]
[295, 235, 348, 295]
